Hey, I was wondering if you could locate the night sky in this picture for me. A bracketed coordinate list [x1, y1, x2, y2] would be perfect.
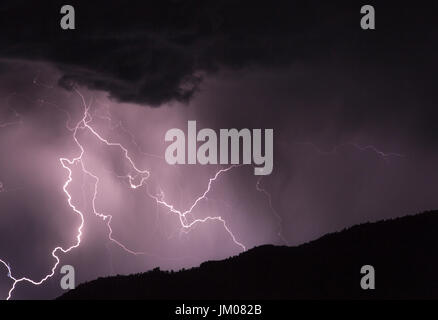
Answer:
[0, 0, 438, 299]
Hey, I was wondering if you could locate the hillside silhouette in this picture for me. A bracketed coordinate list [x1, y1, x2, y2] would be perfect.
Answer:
[59, 210, 438, 299]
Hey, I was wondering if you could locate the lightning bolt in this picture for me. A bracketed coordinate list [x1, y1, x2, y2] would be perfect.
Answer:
[75, 90, 246, 252]
[0, 93, 88, 300]
[258, 140, 405, 248]
[256, 176, 289, 245]
[0, 152, 85, 300]
[293, 141, 404, 161]
[92, 100, 165, 161]
[1, 85, 245, 299]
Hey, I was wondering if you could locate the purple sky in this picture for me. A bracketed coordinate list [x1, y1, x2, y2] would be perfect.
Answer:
[1, 59, 438, 299]
[0, 0, 438, 299]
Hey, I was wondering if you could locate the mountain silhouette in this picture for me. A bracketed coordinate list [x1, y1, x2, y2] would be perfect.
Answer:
[58, 210, 438, 299]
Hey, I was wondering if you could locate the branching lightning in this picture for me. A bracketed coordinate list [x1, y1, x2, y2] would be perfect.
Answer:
[294, 141, 404, 161]
[0, 85, 245, 299]
[0, 77, 405, 300]
[256, 177, 289, 245]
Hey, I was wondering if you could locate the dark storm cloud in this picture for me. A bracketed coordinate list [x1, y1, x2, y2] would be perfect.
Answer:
[1, 0, 438, 147]
[0, 0, 437, 108]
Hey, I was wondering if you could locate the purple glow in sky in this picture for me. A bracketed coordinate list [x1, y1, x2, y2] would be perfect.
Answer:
[1, 59, 438, 299]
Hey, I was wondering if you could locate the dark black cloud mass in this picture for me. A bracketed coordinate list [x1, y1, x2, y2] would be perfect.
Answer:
[0, 0, 437, 108]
